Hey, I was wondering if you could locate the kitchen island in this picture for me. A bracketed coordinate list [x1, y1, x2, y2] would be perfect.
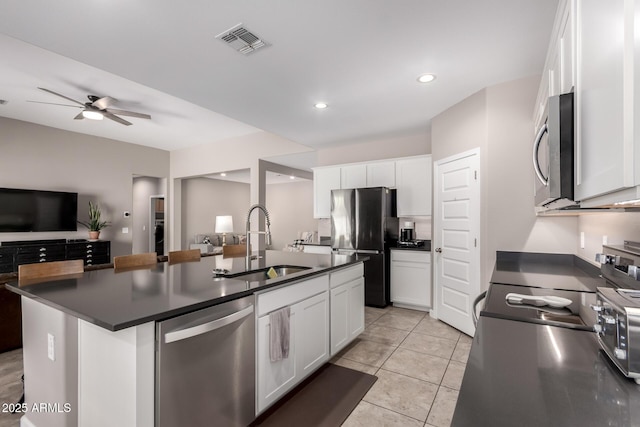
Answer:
[452, 252, 640, 426]
[5, 250, 366, 427]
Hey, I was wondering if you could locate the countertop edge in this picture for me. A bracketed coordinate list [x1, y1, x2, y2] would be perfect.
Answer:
[5, 257, 367, 332]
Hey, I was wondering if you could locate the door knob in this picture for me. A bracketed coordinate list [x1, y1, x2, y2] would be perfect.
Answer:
[435, 248, 442, 253]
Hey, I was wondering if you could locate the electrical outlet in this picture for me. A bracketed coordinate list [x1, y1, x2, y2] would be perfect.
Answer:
[603, 235, 608, 245]
[122, 227, 129, 234]
[47, 333, 55, 361]
[580, 232, 585, 249]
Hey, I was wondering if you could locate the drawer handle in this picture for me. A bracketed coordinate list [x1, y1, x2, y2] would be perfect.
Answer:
[39, 253, 46, 258]
[39, 248, 46, 252]
[86, 244, 93, 248]
[87, 254, 92, 258]
[39, 259, 46, 262]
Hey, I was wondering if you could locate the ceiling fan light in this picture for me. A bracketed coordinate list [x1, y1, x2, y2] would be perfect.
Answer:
[82, 110, 104, 120]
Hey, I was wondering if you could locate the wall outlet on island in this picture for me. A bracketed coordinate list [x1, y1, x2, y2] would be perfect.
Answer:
[122, 227, 129, 234]
[47, 333, 55, 361]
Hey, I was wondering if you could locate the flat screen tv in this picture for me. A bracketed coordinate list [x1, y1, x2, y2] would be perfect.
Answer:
[0, 187, 78, 232]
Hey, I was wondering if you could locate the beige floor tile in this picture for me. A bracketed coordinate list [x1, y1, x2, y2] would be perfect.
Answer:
[426, 386, 459, 427]
[413, 317, 461, 342]
[341, 339, 396, 368]
[400, 332, 456, 360]
[360, 324, 410, 347]
[451, 340, 472, 364]
[331, 358, 379, 375]
[342, 401, 423, 427]
[381, 348, 449, 385]
[457, 333, 473, 344]
[365, 307, 387, 325]
[387, 306, 427, 320]
[363, 369, 438, 422]
[441, 361, 466, 391]
[372, 313, 421, 331]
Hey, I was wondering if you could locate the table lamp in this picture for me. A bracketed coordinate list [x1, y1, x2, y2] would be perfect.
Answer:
[215, 215, 234, 245]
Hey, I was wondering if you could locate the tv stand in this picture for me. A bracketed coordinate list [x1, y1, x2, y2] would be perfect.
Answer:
[0, 239, 110, 273]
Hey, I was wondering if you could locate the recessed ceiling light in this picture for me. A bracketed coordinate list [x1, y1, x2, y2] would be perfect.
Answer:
[417, 74, 436, 83]
[82, 110, 104, 120]
[220, 172, 227, 177]
[314, 102, 328, 109]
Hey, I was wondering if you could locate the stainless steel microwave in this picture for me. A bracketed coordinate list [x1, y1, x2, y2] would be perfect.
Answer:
[533, 93, 576, 209]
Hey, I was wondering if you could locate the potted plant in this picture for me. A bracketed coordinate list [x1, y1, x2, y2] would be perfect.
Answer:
[78, 201, 110, 241]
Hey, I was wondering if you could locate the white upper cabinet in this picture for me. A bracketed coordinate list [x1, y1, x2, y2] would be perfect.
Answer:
[396, 156, 432, 216]
[313, 167, 341, 218]
[313, 156, 431, 218]
[366, 161, 396, 188]
[574, 0, 631, 201]
[340, 164, 367, 189]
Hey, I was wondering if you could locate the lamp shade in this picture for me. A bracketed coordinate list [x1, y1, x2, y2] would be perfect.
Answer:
[215, 215, 234, 233]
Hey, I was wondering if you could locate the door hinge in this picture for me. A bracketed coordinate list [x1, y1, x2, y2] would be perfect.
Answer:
[474, 238, 477, 247]
[474, 170, 477, 180]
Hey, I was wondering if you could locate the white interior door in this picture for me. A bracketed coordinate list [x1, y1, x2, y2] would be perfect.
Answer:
[433, 149, 480, 336]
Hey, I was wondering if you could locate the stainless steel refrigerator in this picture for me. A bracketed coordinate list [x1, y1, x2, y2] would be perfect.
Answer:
[331, 187, 399, 307]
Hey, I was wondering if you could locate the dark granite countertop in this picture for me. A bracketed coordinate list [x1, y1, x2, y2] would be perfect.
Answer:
[491, 251, 604, 292]
[4, 250, 365, 331]
[452, 316, 640, 427]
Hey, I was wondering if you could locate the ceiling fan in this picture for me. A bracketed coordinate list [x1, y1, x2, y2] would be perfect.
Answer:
[30, 87, 151, 126]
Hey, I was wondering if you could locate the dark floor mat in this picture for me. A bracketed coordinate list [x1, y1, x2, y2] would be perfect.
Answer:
[252, 363, 377, 427]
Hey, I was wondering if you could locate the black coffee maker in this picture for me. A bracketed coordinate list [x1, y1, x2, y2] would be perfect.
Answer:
[400, 222, 415, 242]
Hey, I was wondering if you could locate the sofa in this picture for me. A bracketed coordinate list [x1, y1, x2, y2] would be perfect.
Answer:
[190, 233, 247, 254]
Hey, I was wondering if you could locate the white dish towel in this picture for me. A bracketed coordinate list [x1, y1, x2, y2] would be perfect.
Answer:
[269, 306, 291, 362]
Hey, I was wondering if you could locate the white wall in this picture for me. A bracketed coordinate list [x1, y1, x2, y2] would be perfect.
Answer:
[180, 177, 250, 248]
[0, 117, 169, 258]
[431, 76, 578, 289]
[266, 180, 315, 249]
[316, 132, 431, 167]
[577, 212, 640, 263]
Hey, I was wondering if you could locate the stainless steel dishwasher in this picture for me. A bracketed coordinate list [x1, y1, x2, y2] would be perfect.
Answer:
[156, 295, 255, 427]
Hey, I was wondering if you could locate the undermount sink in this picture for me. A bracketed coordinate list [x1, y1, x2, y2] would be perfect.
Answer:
[224, 265, 312, 282]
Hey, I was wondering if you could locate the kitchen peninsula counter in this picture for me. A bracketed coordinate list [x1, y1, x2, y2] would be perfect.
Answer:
[4, 250, 365, 331]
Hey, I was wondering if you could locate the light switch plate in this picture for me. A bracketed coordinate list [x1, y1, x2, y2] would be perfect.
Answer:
[47, 333, 55, 361]
[122, 227, 129, 234]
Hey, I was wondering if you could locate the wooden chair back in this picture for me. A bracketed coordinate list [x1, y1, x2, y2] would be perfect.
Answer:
[222, 244, 248, 258]
[168, 249, 201, 264]
[113, 252, 157, 271]
[18, 259, 85, 286]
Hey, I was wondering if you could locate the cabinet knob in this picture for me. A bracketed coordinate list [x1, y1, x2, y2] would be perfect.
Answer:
[435, 248, 442, 253]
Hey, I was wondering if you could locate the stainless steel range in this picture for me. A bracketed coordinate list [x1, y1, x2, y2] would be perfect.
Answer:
[593, 241, 640, 384]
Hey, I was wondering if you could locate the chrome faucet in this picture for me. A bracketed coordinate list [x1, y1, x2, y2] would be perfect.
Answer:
[245, 204, 272, 270]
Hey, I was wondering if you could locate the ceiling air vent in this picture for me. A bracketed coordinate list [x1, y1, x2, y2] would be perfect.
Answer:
[215, 24, 267, 55]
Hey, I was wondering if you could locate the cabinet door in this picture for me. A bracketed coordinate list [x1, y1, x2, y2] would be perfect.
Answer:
[313, 167, 341, 218]
[330, 284, 349, 356]
[575, 0, 629, 200]
[297, 292, 329, 378]
[367, 161, 396, 188]
[341, 165, 367, 189]
[390, 251, 431, 309]
[257, 307, 298, 413]
[396, 156, 432, 216]
[559, 1, 573, 94]
[347, 277, 365, 339]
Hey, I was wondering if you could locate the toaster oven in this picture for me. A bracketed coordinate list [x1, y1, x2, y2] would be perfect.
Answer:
[593, 287, 640, 384]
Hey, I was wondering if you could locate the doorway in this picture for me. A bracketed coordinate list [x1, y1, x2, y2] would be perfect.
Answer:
[150, 196, 165, 255]
[433, 148, 480, 336]
[132, 176, 166, 255]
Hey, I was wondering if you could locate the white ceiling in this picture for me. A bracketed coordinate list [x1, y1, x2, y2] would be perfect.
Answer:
[0, 0, 558, 156]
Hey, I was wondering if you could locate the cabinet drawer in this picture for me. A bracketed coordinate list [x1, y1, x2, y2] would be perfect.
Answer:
[257, 275, 329, 317]
[330, 263, 364, 288]
[391, 250, 430, 263]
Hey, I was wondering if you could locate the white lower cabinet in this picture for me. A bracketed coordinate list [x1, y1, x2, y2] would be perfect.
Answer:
[330, 264, 365, 356]
[390, 249, 431, 311]
[256, 276, 329, 414]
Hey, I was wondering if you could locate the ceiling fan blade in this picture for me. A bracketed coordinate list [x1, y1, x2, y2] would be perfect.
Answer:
[37, 87, 85, 107]
[92, 96, 117, 110]
[102, 111, 132, 126]
[74, 112, 85, 120]
[104, 108, 151, 119]
[27, 100, 83, 108]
